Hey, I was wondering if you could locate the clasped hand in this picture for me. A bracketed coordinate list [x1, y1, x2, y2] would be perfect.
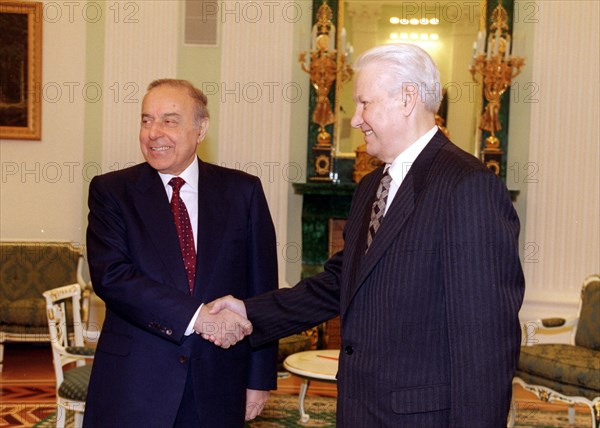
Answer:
[194, 295, 249, 349]
[197, 296, 268, 421]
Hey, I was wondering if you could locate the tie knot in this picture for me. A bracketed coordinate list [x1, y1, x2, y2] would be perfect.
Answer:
[169, 177, 185, 193]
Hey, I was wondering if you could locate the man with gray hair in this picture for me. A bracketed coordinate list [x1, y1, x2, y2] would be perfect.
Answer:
[85, 79, 278, 427]
[209, 43, 525, 427]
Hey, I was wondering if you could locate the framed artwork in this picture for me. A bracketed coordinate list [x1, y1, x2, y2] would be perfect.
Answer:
[0, 1, 42, 140]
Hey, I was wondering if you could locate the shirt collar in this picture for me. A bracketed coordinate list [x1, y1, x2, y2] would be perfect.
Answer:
[388, 126, 438, 184]
[158, 157, 199, 192]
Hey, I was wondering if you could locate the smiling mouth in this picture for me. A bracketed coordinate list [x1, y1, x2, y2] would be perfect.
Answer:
[151, 146, 172, 152]
[364, 130, 373, 137]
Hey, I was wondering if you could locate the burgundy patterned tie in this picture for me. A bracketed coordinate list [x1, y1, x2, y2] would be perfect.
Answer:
[366, 166, 392, 253]
[168, 177, 196, 294]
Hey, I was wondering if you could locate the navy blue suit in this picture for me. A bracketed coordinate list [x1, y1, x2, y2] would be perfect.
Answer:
[84, 159, 277, 427]
[246, 131, 525, 427]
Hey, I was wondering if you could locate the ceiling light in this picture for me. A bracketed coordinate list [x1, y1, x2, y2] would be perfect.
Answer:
[390, 17, 400, 24]
[430, 18, 440, 25]
[409, 18, 419, 25]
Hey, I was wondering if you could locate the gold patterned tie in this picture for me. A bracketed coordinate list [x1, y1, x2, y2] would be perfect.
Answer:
[366, 166, 392, 253]
[168, 177, 196, 294]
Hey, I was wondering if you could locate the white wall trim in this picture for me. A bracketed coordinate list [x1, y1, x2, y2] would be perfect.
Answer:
[218, 5, 296, 287]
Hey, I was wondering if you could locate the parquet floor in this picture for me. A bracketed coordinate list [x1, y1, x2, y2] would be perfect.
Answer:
[0, 344, 56, 427]
[1, 344, 55, 402]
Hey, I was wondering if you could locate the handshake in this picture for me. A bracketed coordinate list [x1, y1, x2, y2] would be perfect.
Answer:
[193, 295, 250, 349]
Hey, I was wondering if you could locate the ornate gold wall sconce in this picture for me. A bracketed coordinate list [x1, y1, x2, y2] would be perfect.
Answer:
[299, 0, 353, 182]
[470, 0, 525, 176]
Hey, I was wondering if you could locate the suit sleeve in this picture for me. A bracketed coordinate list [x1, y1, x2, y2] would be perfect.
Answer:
[442, 170, 524, 426]
[245, 174, 375, 346]
[87, 175, 200, 343]
[245, 178, 279, 390]
[246, 251, 342, 347]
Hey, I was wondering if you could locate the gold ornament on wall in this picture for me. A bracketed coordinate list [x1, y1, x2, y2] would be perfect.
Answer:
[299, 0, 353, 181]
[469, 0, 525, 176]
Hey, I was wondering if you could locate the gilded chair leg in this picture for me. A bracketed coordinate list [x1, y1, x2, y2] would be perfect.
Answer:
[567, 405, 575, 424]
[56, 405, 66, 428]
[75, 410, 85, 428]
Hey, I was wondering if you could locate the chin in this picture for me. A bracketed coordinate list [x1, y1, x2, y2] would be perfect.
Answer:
[147, 160, 172, 173]
[365, 146, 378, 159]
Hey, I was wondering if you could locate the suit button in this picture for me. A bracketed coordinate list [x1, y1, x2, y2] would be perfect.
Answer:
[165, 329, 173, 336]
[344, 346, 354, 355]
[179, 356, 187, 364]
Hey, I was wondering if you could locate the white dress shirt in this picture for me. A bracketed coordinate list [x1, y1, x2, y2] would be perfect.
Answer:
[385, 126, 439, 215]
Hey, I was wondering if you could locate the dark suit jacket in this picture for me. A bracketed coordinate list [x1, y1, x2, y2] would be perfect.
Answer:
[246, 131, 525, 427]
[84, 159, 278, 427]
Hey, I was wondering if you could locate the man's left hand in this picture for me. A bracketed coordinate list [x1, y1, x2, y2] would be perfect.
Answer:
[245, 389, 269, 421]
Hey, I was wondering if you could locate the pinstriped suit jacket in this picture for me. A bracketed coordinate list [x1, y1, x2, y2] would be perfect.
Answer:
[247, 131, 525, 427]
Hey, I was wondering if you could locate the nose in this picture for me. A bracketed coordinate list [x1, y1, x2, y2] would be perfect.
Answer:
[148, 121, 163, 140]
[350, 105, 363, 129]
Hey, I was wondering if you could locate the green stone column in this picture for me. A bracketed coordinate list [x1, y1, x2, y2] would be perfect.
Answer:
[480, 0, 515, 183]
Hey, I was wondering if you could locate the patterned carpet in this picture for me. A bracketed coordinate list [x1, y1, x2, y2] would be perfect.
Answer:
[248, 395, 337, 427]
[23, 395, 336, 428]
[0, 380, 56, 427]
[1, 404, 56, 427]
[0, 377, 593, 428]
[6, 393, 591, 428]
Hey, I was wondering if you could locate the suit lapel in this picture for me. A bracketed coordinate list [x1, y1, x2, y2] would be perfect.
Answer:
[341, 168, 381, 310]
[356, 174, 416, 286]
[131, 164, 189, 293]
[194, 160, 231, 297]
[345, 131, 449, 310]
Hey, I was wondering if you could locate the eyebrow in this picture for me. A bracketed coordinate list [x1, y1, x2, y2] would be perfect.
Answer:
[141, 112, 182, 120]
[162, 113, 182, 120]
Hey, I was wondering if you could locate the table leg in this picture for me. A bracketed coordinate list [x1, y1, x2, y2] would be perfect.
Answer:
[298, 378, 311, 423]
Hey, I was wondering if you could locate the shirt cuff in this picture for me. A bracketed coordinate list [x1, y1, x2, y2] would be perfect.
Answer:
[185, 304, 203, 336]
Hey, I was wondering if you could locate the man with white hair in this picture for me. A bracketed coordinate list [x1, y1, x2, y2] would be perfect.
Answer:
[209, 43, 525, 427]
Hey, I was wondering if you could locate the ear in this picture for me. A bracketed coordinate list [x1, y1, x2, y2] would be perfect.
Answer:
[401, 83, 419, 116]
[197, 118, 210, 143]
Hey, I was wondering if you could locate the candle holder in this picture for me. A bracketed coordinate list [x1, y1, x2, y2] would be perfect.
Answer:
[470, 0, 525, 176]
[300, 0, 353, 182]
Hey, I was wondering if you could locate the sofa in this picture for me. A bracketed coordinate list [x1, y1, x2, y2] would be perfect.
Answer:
[509, 274, 600, 427]
[0, 241, 90, 372]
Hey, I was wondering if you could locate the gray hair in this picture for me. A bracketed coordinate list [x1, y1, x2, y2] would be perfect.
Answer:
[146, 79, 210, 126]
[354, 44, 442, 113]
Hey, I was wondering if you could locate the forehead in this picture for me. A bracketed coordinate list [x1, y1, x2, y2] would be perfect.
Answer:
[142, 85, 193, 112]
[353, 65, 390, 99]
